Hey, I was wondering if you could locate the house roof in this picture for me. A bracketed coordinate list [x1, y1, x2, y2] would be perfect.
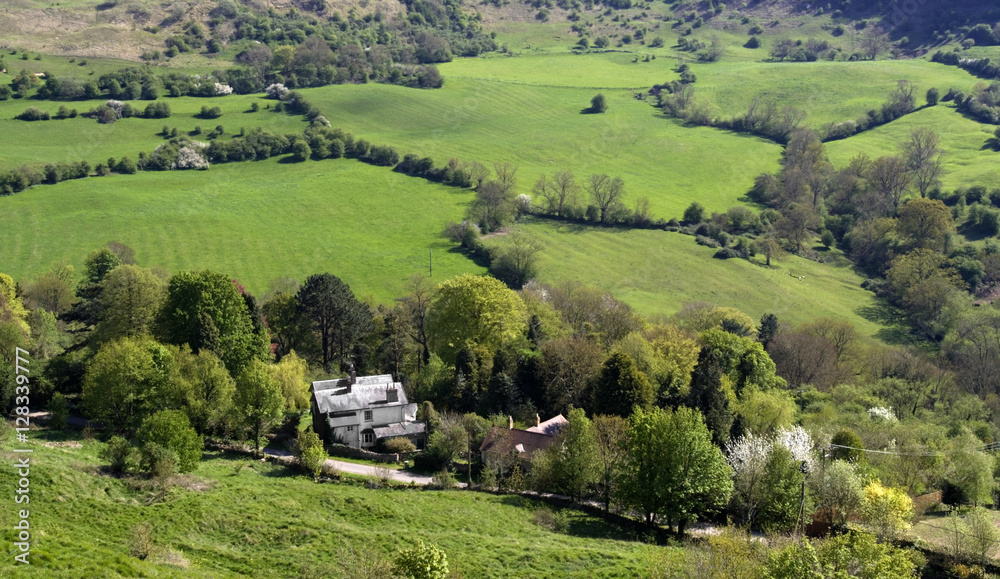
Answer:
[479, 415, 567, 460]
[525, 414, 567, 435]
[312, 377, 408, 415]
[312, 374, 395, 392]
[373, 421, 426, 439]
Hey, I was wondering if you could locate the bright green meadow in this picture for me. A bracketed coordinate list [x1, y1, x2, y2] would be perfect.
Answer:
[302, 78, 783, 218]
[0, 94, 304, 171]
[0, 158, 483, 300]
[501, 217, 895, 340]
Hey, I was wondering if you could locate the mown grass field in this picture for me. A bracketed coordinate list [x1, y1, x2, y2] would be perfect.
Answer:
[0, 428, 671, 578]
[302, 77, 783, 218]
[826, 103, 1000, 190]
[500, 217, 894, 340]
[691, 59, 982, 127]
[0, 94, 304, 171]
[0, 157, 483, 300]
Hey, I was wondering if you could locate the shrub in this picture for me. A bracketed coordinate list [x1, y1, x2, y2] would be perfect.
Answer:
[926, 87, 940, 106]
[142, 442, 179, 480]
[831, 428, 863, 462]
[383, 436, 417, 453]
[48, 392, 69, 429]
[16, 107, 50, 121]
[135, 410, 203, 473]
[394, 541, 449, 579]
[199, 105, 222, 119]
[129, 522, 155, 560]
[100, 435, 136, 475]
[143, 101, 171, 119]
[590, 93, 608, 113]
[250, 101, 259, 112]
[744, 36, 761, 49]
[297, 428, 327, 479]
[116, 156, 137, 174]
[430, 469, 457, 489]
[683, 201, 706, 224]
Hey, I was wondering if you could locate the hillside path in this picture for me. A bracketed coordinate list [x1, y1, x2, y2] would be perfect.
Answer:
[263, 447, 456, 486]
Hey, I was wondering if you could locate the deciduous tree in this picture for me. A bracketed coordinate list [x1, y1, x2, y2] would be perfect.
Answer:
[426, 274, 526, 365]
[234, 359, 284, 454]
[621, 407, 733, 534]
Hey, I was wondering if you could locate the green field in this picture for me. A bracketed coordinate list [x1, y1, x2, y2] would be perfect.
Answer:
[0, 94, 304, 171]
[0, 428, 669, 578]
[302, 78, 783, 218]
[692, 59, 982, 127]
[500, 217, 894, 339]
[826, 103, 1000, 189]
[0, 158, 483, 300]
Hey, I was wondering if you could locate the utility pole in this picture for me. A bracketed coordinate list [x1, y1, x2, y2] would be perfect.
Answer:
[797, 460, 809, 537]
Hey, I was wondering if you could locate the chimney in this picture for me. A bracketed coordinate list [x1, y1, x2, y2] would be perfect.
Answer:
[348, 363, 357, 385]
[508, 415, 514, 430]
[386, 387, 398, 403]
[536, 414, 541, 428]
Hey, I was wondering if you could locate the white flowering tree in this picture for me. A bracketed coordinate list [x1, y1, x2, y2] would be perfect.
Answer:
[265, 83, 288, 99]
[214, 82, 233, 96]
[867, 406, 898, 423]
[173, 146, 209, 170]
[726, 426, 816, 528]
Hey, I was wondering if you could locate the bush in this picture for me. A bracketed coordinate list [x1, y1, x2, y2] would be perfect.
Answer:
[100, 436, 136, 475]
[926, 87, 940, 106]
[48, 392, 68, 429]
[143, 101, 171, 119]
[116, 156, 137, 174]
[142, 442, 179, 480]
[16, 107, 50, 121]
[383, 436, 417, 453]
[590, 93, 608, 113]
[430, 469, 457, 489]
[129, 522, 155, 560]
[297, 428, 327, 479]
[744, 36, 761, 49]
[135, 410, 203, 473]
[831, 428, 863, 462]
[199, 105, 222, 119]
[683, 201, 706, 224]
[394, 541, 449, 579]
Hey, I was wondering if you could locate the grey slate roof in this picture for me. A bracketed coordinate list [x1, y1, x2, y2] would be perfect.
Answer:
[373, 421, 426, 439]
[311, 377, 408, 415]
[312, 374, 395, 393]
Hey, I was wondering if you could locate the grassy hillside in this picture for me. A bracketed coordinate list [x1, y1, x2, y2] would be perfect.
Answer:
[0, 428, 669, 578]
[826, 103, 1000, 189]
[501, 217, 896, 340]
[0, 94, 304, 171]
[302, 78, 783, 218]
[0, 157, 483, 300]
[693, 59, 982, 127]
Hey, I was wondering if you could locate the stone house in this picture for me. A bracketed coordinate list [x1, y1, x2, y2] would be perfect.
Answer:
[479, 414, 567, 469]
[310, 373, 425, 450]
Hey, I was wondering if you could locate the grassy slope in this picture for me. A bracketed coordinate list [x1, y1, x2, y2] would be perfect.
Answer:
[0, 429, 668, 578]
[503, 217, 891, 339]
[0, 94, 304, 171]
[691, 59, 982, 127]
[0, 157, 483, 300]
[826, 103, 1000, 189]
[302, 77, 783, 218]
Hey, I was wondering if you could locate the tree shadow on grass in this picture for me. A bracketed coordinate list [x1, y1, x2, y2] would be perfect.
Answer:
[856, 300, 914, 345]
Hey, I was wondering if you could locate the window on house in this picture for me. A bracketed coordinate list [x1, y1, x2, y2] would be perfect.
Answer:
[346, 425, 354, 432]
[362, 432, 374, 444]
[364, 410, 373, 422]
